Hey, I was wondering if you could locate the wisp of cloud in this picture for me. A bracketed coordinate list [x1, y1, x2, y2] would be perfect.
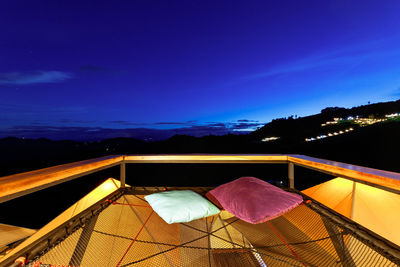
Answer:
[0, 71, 73, 85]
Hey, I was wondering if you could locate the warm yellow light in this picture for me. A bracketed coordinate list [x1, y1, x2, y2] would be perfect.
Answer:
[100, 180, 116, 191]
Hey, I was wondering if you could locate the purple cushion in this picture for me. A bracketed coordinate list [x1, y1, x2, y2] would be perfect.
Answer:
[206, 177, 303, 224]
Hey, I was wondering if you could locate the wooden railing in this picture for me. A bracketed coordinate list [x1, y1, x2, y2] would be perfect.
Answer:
[0, 155, 124, 203]
[1, 154, 400, 203]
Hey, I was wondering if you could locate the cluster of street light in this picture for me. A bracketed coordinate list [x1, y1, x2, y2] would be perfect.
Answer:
[321, 113, 400, 128]
[386, 113, 400, 118]
[261, 136, 280, 142]
[321, 117, 341, 126]
[305, 128, 354, 142]
[354, 118, 385, 126]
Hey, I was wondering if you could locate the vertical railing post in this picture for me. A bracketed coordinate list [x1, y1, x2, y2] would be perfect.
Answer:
[350, 181, 356, 219]
[120, 162, 126, 188]
[288, 162, 294, 189]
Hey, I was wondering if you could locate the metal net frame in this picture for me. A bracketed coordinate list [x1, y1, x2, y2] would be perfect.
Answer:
[26, 188, 400, 267]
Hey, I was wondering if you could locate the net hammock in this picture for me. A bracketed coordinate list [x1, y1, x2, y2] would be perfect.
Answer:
[26, 188, 399, 267]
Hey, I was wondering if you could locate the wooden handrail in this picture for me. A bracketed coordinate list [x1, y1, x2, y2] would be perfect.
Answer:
[0, 155, 124, 203]
[288, 155, 400, 193]
[124, 154, 288, 163]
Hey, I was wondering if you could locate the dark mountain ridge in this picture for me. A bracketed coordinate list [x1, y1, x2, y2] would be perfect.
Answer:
[2, 99, 400, 177]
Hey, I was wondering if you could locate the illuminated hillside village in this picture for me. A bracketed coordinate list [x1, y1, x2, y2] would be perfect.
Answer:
[261, 113, 400, 143]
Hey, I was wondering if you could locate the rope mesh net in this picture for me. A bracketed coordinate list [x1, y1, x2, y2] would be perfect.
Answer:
[28, 191, 398, 267]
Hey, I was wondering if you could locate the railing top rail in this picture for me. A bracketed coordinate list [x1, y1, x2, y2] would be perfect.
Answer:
[0, 155, 124, 203]
[124, 154, 288, 163]
[288, 155, 400, 193]
[1, 154, 400, 203]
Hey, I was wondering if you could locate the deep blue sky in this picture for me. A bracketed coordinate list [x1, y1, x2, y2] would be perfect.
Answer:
[1, 1, 400, 139]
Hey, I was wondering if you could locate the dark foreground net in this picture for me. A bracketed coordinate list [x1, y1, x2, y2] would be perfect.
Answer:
[28, 191, 399, 267]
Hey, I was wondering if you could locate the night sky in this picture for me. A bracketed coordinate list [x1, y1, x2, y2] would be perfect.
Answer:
[1, 1, 400, 140]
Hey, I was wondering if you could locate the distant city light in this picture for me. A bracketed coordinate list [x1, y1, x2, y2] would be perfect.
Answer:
[305, 128, 354, 142]
[262, 136, 280, 142]
[321, 113, 400, 128]
[386, 113, 400, 118]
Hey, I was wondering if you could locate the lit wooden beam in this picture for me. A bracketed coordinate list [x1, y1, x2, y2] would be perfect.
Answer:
[120, 162, 126, 188]
[288, 162, 294, 189]
[0, 155, 124, 203]
[124, 154, 288, 164]
[0, 178, 122, 266]
[288, 155, 400, 193]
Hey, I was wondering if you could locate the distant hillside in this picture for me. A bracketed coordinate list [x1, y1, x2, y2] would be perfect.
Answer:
[243, 99, 400, 174]
[250, 99, 400, 145]
[295, 119, 400, 172]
